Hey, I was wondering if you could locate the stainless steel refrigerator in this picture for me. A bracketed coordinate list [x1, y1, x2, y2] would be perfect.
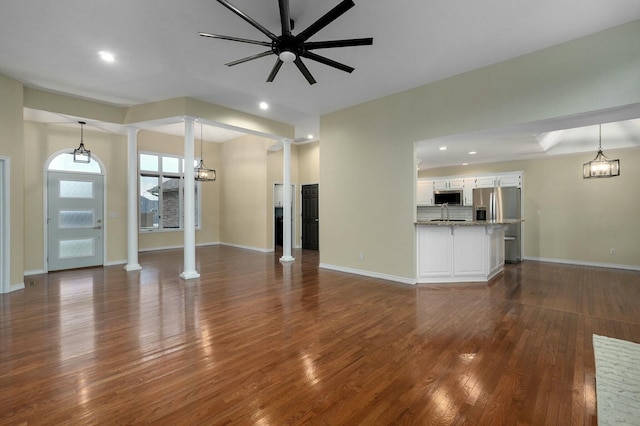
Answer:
[473, 187, 522, 263]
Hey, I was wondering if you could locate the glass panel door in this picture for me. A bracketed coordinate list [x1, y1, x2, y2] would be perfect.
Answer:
[47, 172, 104, 271]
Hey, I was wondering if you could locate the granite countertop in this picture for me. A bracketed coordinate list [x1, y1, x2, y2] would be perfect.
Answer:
[415, 219, 524, 226]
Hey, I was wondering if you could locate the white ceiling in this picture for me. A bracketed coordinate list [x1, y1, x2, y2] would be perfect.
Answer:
[3, 1, 640, 156]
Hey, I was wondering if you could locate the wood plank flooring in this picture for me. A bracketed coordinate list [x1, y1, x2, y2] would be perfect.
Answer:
[2, 246, 640, 425]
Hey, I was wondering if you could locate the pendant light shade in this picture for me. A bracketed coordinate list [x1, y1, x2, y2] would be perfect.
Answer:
[194, 123, 216, 182]
[73, 121, 91, 163]
[583, 124, 620, 179]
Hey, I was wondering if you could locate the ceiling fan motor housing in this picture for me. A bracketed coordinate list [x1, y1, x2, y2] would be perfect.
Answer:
[273, 35, 301, 62]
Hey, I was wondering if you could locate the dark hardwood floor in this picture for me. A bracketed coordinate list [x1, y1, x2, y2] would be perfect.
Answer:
[2, 246, 640, 425]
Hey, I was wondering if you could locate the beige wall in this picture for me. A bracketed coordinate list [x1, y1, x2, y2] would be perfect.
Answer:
[298, 142, 320, 184]
[219, 134, 270, 250]
[0, 74, 25, 289]
[419, 147, 640, 267]
[320, 20, 640, 280]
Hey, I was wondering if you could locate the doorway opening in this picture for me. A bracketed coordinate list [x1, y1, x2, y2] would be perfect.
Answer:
[301, 184, 319, 250]
[46, 151, 105, 272]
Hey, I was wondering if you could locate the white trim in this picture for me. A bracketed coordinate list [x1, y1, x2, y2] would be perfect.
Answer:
[524, 256, 640, 272]
[220, 242, 273, 253]
[24, 269, 46, 276]
[319, 263, 416, 285]
[10, 282, 25, 292]
[138, 242, 220, 253]
[106, 259, 128, 267]
[0, 157, 10, 293]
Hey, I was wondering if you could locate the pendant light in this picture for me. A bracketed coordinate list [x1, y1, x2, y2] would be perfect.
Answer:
[73, 121, 91, 163]
[194, 123, 216, 181]
[583, 124, 620, 178]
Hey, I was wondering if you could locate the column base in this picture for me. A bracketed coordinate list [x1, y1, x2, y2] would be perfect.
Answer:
[279, 256, 295, 263]
[179, 271, 201, 280]
[124, 263, 142, 271]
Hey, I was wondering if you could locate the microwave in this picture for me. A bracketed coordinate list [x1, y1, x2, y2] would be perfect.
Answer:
[433, 190, 463, 205]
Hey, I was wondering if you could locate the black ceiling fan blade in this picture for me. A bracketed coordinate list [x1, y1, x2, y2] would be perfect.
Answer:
[216, 0, 278, 41]
[278, 0, 292, 36]
[294, 58, 317, 85]
[226, 51, 273, 67]
[301, 51, 354, 73]
[298, 0, 354, 42]
[267, 59, 284, 82]
[199, 33, 271, 47]
[304, 37, 373, 50]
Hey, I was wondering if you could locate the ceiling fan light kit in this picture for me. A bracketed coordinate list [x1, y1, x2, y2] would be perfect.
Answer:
[199, 0, 373, 85]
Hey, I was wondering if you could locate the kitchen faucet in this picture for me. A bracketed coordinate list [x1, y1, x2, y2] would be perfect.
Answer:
[440, 203, 449, 221]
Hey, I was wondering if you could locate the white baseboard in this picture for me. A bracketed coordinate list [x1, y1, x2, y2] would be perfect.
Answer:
[24, 269, 45, 276]
[10, 282, 25, 292]
[105, 259, 127, 266]
[139, 242, 220, 253]
[319, 263, 416, 285]
[220, 242, 274, 253]
[524, 256, 640, 272]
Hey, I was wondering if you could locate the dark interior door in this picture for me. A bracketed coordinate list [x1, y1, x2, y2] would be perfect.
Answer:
[302, 184, 319, 250]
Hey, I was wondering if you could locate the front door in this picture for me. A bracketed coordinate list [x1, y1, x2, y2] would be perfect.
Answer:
[47, 171, 104, 271]
[302, 184, 319, 250]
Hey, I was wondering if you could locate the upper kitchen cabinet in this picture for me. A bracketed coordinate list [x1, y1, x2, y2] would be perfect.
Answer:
[417, 179, 434, 205]
[495, 174, 522, 188]
[434, 178, 464, 191]
[463, 178, 475, 206]
[474, 173, 522, 188]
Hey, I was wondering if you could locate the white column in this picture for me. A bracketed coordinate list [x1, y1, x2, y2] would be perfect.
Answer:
[280, 139, 294, 262]
[180, 117, 200, 280]
[124, 127, 142, 271]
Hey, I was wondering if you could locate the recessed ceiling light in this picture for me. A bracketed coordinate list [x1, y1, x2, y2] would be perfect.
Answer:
[259, 102, 269, 110]
[98, 51, 115, 63]
[439, 146, 447, 151]
[462, 163, 469, 166]
[468, 151, 477, 155]
[307, 134, 314, 139]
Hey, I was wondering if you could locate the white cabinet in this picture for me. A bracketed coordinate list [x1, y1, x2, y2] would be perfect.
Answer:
[495, 174, 521, 188]
[463, 178, 475, 206]
[417, 226, 452, 277]
[434, 179, 464, 191]
[452, 226, 486, 276]
[475, 176, 496, 188]
[417, 224, 507, 283]
[474, 174, 522, 188]
[417, 179, 434, 205]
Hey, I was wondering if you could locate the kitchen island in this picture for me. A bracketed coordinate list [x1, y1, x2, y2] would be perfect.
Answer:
[416, 220, 523, 284]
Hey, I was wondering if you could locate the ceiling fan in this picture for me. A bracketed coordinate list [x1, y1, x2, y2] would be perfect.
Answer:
[199, 0, 373, 85]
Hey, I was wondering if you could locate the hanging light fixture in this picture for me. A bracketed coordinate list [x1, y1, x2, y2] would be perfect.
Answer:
[194, 123, 216, 182]
[583, 124, 620, 179]
[73, 121, 91, 163]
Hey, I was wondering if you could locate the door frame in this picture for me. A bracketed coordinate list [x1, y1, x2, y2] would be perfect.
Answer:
[0, 157, 10, 293]
[44, 150, 108, 273]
